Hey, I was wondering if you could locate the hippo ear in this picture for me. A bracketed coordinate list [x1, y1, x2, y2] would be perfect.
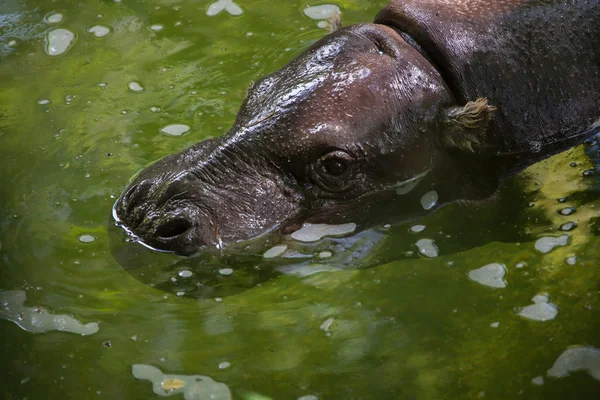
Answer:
[440, 98, 496, 152]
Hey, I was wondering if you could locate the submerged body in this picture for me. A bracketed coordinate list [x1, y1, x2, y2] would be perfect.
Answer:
[114, 0, 600, 255]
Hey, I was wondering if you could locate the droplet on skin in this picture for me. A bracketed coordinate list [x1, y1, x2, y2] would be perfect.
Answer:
[78, 234, 95, 243]
[149, 24, 164, 32]
[291, 223, 356, 242]
[468, 263, 506, 288]
[87, 25, 111, 38]
[178, 270, 193, 278]
[410, 224, 426, 233]
[218, 268, 233, 276]
[534, 235, 569, 253]
[37, 99, 51, 105]
[420, 190, 439, 210]
[415, 238, 438, 258]
[263, 244, 287, 259]
[45, 13, 63, 24]
[160, 124, 190, 137]
[45, 29, 75, 56]
[127, 81, 144, 92]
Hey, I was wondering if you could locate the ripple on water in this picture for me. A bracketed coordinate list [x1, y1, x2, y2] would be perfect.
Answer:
[468, 263, 506, 288]
[45, 29, 75, 56]
[44, 12, 63, 24]
[0, 290, 99, 335]
[160, 124, 190, 137]
[518, 294, 558, 321]
[132, 364, 232, 399]
[291, 222, 357, 242]
[547, 346, 600, 381]
[534, 235, 569, 253]
[415, 238, 438, 258]
[87, 25, 111, 38]
[206, 0, 243, 16]
[127, 81, 144, 92]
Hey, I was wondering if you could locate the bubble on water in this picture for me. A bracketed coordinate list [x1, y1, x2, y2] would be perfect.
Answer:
[318, 251, 332, 259]
[320, 317, 335, 332]
[420, 190, 438, 210]
[218, 268, 233, 276]
[559, 207, 576, 215]
[534, 235, 569, 253]
[178, 270, 193, 278]
[0, 290, 99, 335]
[78, 234, 95, 243]
[490, 322, 500, 328]
[160, 124, 190, 137]
[518, 294, 558, 321]
[149, 24, 164, 32]
[263, 245, 287, 259]
[87, 25, 111, 38]
[531, 376, 544, 386]
[45, 29, 75, 56]
[415, 238, 438, 258]
[560, 221, 576, 231]
[8, 40, 17, 47]
[98, 82, 107, 88]
[468, 263, 506, 288]
[291, 223, 356, 242]
[304, 4, 341, 20]
[206, 0, 243, 16]
[45, 13, 63, 24]
[298, 395, 319, 400]
[410, 224, 426, 233]
[127, 81, 144, 92]
[547, 346, 600, 381]
[150, 106, 161, 112]
[515, 262, 526, 268]
[37, 99, 51, 105]
[565, 256, 577, 265]
[132, 364, 231, 399]
[218, 361, 231, 369]
[176, 291, 185, 297]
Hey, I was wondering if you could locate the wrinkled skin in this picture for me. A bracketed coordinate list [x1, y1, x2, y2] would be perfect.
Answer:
[114, 0, 600, 255]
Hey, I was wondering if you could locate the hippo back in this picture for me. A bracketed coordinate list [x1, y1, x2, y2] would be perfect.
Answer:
[375, 0, 600, 175]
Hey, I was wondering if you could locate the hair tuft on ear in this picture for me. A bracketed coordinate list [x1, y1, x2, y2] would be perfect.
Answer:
[442, 98, 496, 152]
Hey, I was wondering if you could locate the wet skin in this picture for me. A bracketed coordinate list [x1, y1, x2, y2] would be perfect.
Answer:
[114, 0, 600, 255]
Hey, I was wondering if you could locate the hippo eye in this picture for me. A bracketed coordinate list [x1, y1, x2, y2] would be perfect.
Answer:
[312, 150, 356, 193]
[321, 159, 347, 176]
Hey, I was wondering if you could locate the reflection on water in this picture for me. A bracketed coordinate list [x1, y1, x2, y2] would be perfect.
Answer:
[1, 0, 600, 399]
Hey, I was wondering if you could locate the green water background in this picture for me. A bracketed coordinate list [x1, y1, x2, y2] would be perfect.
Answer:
[1, 0, 600, 399]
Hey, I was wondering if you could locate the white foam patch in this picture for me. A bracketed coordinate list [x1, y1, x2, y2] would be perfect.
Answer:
[420, 190, 438, 210]
[518, 294, 558, 321]
[45, 29, 75, 56]
[547, 346, 600, 381]
[45, 13, 63, 24]
[410, 225, 426, 233]
[0, 290, 99, 335]
[87, 25, 111, 38]
[291, 223, 356, 242]
[161, 124, 190, 136]
[263, 244, 287, 259]
[303, 4, 341, 20]
[534, 235, 569, 253]
[468, 263, 506, 288]
[132, 364, 232, 400]
[206, 0, 243, 16]
[415, 238, 438, 258]
[128, 81, 144, 92]
[150, 24, 164, 32]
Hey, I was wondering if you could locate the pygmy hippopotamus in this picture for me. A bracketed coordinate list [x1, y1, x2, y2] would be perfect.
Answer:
[114, 0, 600, 255]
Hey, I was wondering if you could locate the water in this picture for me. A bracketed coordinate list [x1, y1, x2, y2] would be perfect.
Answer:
[1, 0, 600, 399]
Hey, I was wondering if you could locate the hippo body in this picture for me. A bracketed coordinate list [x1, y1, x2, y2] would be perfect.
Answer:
[114, 0, 600, 255]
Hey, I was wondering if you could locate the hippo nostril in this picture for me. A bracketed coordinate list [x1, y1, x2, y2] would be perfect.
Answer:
[155, 219, 193, 239]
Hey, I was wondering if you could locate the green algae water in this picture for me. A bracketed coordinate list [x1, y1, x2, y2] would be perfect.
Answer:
[1, 1, 600, 399]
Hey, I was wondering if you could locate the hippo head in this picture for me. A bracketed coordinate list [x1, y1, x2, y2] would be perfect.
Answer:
[113, 22, 495, 255]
